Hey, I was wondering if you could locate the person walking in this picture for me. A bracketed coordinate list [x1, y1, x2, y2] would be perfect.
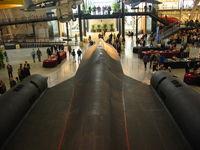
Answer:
[7, 64, 13, 78]
[149, 5, 152, 11]
[24, 63, 31, 77]
[9, 77, 17, 88]
[47, 47, 51, 58]
[152, 60, 158, 72]
[136, 38, 140, 47]
[57, 51, 61, 64]
[3, 51, 8, 62]
[37, 48, 42, 62]
[149, 54, 155, 69]
[116, 41, 121, 56]
[108, 6, 111, 14]
[18, 64, 25, 81]
[0, 80, 6, 95]
[77, 49, 82, 62]
[185, 62, 190, 73]
[31, 49, 36, 63]
[68, 45, 72, 57]
[143, 54, 149, 70]
[72, 49, 76, 62]
[26, 64, 31, 76]
[54, 45, 58, 52]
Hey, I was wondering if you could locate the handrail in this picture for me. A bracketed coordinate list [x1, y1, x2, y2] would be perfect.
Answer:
[0, 7, 154, 25]
[159, 23, 182, 40]
[0, 15, 57, 26]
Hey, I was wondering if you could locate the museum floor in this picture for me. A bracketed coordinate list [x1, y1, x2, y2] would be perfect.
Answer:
[0, 37, 199, 92]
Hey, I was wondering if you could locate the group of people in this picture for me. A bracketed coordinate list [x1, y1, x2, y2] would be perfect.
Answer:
[85, 4, 154, 15]
[144, 5, 153, 12]
[88, 33, 123, 56]
[88, 35, 95, 46]
[31, 48, 42, 63]
[170, 29, 200, 47]
[67, 45, 82, 63]
[0, 61, 31, 95]
[1, 44, 77, 96]
[113, 34, 123, 56]
[46, 44, 65, 58]
[87, 5, 112, 15]
[17, 61, 31, 81]
[185, 62, 200, 74]
[0, 50, 9, 69]
[185, 20, 200, 28]
[136, 34, 149, 47]
[143, 54, 171, 72]
[106, 33, 124, 56]
[0, 53, 15, 95]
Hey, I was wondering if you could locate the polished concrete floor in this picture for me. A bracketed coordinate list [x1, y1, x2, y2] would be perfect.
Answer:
[0, 37, 199, 92]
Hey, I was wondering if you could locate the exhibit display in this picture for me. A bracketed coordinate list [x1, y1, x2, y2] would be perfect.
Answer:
[43, 51, 67, 67]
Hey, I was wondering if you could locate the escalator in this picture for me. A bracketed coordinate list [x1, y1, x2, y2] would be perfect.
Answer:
[160, 25, 180, 40]
[159, 24, 187, 40]
[149, 13, 169, 26]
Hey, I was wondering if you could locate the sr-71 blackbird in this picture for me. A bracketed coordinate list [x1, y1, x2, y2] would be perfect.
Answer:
[0, 40, 200, 150]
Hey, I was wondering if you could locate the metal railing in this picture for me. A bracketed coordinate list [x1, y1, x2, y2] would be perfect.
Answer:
[159, 23, 186, 40]
[0, 14, 57, 26]
[82, 7, 154, 15]
[1, 37, 65, 43]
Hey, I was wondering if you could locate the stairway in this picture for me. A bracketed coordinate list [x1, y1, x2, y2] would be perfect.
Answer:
[149, 13, 169, 26]
[159, 24, 186, 40]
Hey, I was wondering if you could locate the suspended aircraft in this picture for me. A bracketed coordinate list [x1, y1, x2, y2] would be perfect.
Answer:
[23, 0, 81, 10]
[22, 0, 82, 22]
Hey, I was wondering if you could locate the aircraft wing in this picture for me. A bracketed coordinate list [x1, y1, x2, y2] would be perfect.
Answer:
[1, 78, 192, 150]
[1, 78, 75, 150]
[123, 76, 191, 149]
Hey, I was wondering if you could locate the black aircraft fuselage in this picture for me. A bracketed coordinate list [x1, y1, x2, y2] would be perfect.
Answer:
[1, 40, 193, 150]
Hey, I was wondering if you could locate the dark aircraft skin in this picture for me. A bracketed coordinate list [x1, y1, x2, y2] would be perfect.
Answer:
[2, 40, 192, 150]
